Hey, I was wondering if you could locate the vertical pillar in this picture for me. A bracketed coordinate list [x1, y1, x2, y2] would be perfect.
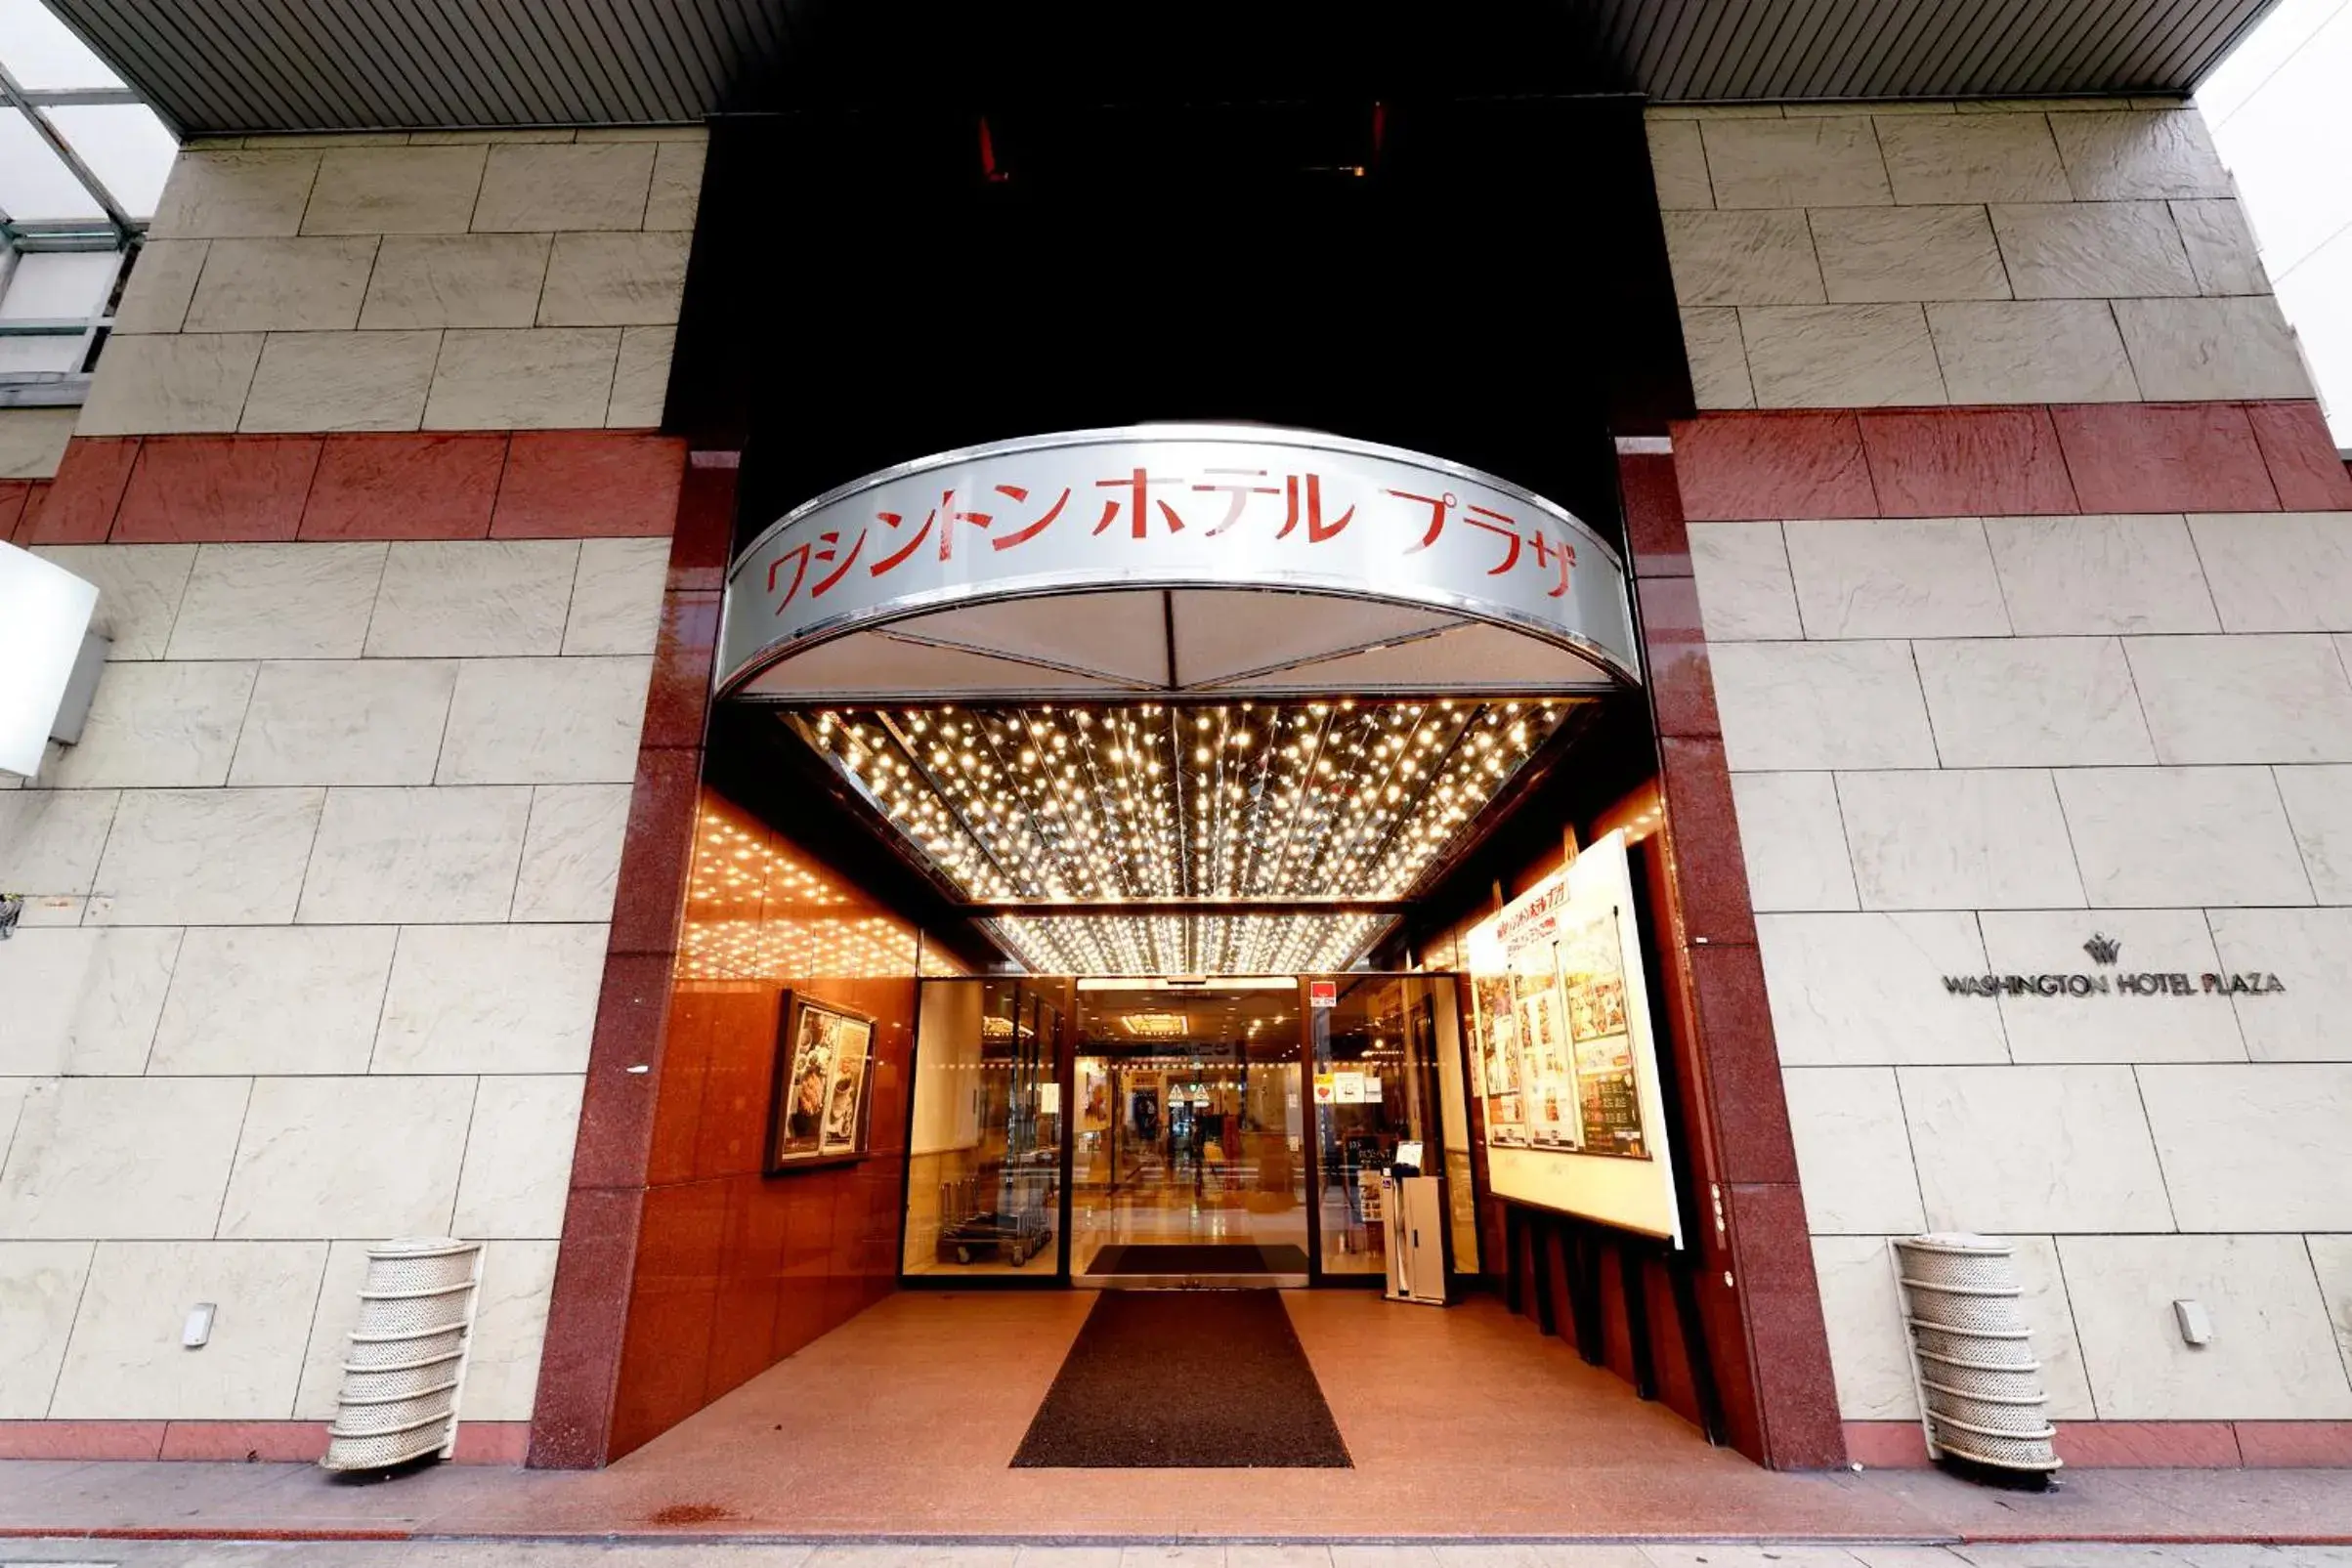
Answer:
[1617, 440, 1846, 1470]
[530, 451, 738, 1468]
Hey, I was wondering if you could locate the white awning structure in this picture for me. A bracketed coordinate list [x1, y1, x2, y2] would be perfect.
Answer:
[717, 426, 1640, 704]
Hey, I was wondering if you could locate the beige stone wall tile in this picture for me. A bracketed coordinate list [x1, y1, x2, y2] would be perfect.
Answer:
[75, 333, 264, 436]
[0, 1078, 251, 1239]
[1645, 119, 1712, 209]
[2210, 907, 2352, 1060]
[148, 925, 397, 1076]
[37, 660, 257, 789]
[1662, 209, 1823, 306]
[2275, 765, 2352, 903]
[1985, 512, 2217, 635]
[435, 656, 653, 784]
[510, 784, 631, 922]
[471, 143, 657, 232]
[51, 1241, 324, 1419]
[2123, 633, 2352, 764]
[563, 535, 668, 655]
[452, 1076, 582, 1237]
[1700, 116, 1891, 207]
[1903, 1064, 2172, 1231]
[0, 789, 119, 898]
[1689, 520, 1801, 639]
[1838, 768, 2086, 910]
[642, 141, 706, 231]
[30, 543, 194, 659]
[421, 327, 620, 430]
[86, 786, 326, 926]
[2056, 765, 2316, 908]
[1914, 636, 2157, 767]
[291, 1241, 369, 1419]
[150, 150, 321, 239]
[1759, 911, 2008, 1066]
[576, 126, 708, 143]
[301, 145, 488, 235]
[1712, 640, 1939, 770]
[1783, 1067, 1926, 1232]
[168, 541, 388, 659]
[1812, 204, 2010, 302]
[409, 128, 577, 146]
[1730, 771, 1858, 910]
[359, 233, 551, 329]
[111, 239, 209, 334]
[2050, 108, 2234, 199]
[537, 232, 690, 326]
[0, 927, 181, 1077]
[1982, 910, 2243, 1063]
[218, 1077, 474, 1240]
[364, 539, 578, 657]
[1874, 112, 2070, 203]
[2062, 1234, 2352, 1419]
[1783, 517, 2010, 638]
[1646, 104, 1785, 119]
[0, 1243, 92, 1418]
[1812, 1235, 1917, 1418]
[2114, 294, 2313, 400]
[373, 923, 608, 1073]
[2140, 1064, 2352, 1230]
[1739, 303, 1946, 406]
[1990, 201, 2197, 299]
[1926, 300, 2140, 403]
[183, 236, 378, 334]
[0, 406, 75, 479]
[295, 784, 533, 924]
[229, 658, 460, 785]
[2186, 512, 2352, 633]
[245, 132, 411, 148]
[461, 1240, 559, 1420]
[2169, 198, 2270, 295]
[238, 330, 442, 433]
[606, 323, 673, 426]
[1680, 308, 1755, 409]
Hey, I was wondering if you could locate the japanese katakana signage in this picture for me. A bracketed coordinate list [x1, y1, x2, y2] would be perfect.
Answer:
[716, 427, 1638, 697]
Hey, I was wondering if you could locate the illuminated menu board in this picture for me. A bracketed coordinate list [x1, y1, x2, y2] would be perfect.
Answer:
[1464, 829, 1682, 1245]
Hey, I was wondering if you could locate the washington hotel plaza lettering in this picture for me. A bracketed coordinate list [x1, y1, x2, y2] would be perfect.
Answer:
[1944, 934, 2288, 999]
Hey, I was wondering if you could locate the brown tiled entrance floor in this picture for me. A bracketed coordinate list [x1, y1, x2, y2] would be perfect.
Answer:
[5, 1293, 2352, 1542]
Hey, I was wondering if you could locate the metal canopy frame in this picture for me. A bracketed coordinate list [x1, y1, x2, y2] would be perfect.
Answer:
[0, 22, 149, 410]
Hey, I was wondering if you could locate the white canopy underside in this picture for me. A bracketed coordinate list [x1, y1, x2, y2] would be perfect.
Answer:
[732, 587, 1620, 700]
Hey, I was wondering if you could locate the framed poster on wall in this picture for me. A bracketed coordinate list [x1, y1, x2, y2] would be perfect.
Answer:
[1463, 829, 1682, 1245]
[766, 992, 877, 1171]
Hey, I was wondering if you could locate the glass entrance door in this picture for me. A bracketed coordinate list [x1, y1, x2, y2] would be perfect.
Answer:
[1069, 980, 1307, 1285]
[1305, 972, 1467, 1279]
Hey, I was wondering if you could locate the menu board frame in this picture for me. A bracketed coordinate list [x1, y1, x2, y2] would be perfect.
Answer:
[1463, 829, 1683, 1246]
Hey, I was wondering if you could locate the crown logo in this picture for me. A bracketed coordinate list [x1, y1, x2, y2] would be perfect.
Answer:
[2083, 933, 2121, 966]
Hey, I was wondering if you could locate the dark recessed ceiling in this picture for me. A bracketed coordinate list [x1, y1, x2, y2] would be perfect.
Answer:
[48, 0, 2269, 135]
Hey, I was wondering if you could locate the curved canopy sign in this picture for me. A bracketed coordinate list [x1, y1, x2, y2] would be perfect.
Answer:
[717, 426, 1639, 701]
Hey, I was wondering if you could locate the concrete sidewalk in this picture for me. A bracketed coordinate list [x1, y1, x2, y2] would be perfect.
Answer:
[3, 1461, 2352, 1548]
[2, 1541, 2352, 1567]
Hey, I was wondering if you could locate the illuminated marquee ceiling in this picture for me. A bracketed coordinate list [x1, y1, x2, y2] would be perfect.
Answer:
[787, 697, 1579, 974]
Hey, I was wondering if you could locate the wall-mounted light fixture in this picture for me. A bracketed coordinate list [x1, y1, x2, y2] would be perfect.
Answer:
[0, 542, 105, 778]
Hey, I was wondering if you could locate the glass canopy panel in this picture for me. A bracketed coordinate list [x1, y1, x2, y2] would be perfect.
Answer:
[0, 0, 122, 88]
[42, 104, 177, 217]
[0, 108, 103, 220]
[788, 698, 1578, 907]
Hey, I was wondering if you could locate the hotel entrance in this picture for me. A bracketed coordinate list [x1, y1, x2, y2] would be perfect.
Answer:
[901, 972, 1473, 1290]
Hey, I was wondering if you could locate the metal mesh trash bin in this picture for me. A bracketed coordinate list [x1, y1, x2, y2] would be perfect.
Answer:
[1892, 1233, 2060, 1475]
[320, 1238, 483, 1471]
